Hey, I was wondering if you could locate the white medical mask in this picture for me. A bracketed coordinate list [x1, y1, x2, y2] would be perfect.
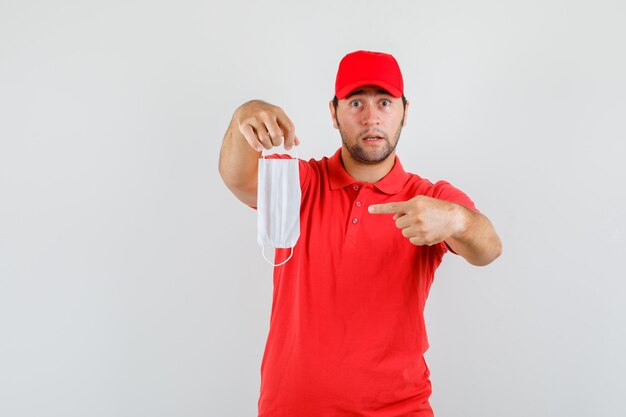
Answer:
[257, 148, 301, 266]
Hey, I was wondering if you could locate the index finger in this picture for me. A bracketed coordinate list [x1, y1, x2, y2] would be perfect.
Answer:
[368, 202, 404, 215]
[240, 123, 263, 151]
[276, 110, 297, 150]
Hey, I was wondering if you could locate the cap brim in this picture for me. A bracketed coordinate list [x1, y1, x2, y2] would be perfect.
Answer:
[336, 80, 403, 99]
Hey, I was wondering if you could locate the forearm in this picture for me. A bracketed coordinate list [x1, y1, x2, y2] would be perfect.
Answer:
[218, 105, 262, 206]
[447, 205, 502, 266]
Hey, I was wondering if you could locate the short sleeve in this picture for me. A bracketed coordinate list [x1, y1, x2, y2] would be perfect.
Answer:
[431, 180, 480, 213]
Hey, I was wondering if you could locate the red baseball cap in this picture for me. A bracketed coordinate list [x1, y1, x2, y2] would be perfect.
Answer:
[334, 50, 404, 99]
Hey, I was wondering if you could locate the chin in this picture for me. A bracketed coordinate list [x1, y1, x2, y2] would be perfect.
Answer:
[351, 147, 393, 164]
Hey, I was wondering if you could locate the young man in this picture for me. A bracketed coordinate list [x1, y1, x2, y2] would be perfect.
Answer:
[219, 50, 502, 417]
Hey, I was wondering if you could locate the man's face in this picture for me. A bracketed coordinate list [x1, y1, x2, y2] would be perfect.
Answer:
[330, 85, 408, 165]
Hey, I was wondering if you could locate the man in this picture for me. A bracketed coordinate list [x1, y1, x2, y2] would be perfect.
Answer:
[219, 50, 502, 417]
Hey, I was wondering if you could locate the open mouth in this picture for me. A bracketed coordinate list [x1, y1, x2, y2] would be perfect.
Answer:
[362, 134, 384, 142]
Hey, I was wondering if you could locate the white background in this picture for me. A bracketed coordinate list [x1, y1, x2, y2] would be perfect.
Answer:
[1, 1, 625, 416]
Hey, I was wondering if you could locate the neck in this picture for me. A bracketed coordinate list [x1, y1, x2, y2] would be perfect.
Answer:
[340, 147, 396, 183]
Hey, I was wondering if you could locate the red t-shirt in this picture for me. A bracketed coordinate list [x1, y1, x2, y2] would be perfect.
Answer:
[256, 148, 478, 417]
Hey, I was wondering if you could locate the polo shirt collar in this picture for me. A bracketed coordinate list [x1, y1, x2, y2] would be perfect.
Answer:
[328, 148, 410, 195]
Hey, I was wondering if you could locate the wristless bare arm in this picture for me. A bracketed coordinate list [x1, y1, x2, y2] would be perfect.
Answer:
[218, 100, 299, 207]
[445, 204, 502, 266]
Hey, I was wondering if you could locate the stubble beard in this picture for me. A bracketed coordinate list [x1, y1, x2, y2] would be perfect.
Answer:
[339, 121, 404, 165]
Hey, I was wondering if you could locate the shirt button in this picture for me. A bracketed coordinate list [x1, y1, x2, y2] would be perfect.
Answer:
[355, 201, 362, 207]
[352, 218, 359, 224]
[353, 185, 359, 191]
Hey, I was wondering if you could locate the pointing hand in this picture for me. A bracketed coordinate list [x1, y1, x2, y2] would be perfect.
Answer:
[368, 196, 465, 246]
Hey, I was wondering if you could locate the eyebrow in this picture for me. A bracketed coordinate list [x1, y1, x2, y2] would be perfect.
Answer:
[345, 89, 392, 99]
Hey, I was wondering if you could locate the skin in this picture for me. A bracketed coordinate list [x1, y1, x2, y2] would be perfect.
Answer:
[219, 86, 502, 266]
[329, 86, 407, 183]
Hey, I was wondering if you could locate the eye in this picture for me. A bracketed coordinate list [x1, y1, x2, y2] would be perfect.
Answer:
[380, 99, 391, 107]
[350, 100, 362, 107]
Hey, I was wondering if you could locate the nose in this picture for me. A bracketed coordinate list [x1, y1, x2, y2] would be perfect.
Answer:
[362, 104, 381, 126]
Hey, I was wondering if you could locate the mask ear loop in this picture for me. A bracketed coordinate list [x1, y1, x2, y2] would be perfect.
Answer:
[259, 143, 299, 267]
[261, 246, 294, 267]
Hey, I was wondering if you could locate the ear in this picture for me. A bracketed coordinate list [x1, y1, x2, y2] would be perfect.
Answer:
[402, 100, 410, 127]
[329, 100, 339, 129]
